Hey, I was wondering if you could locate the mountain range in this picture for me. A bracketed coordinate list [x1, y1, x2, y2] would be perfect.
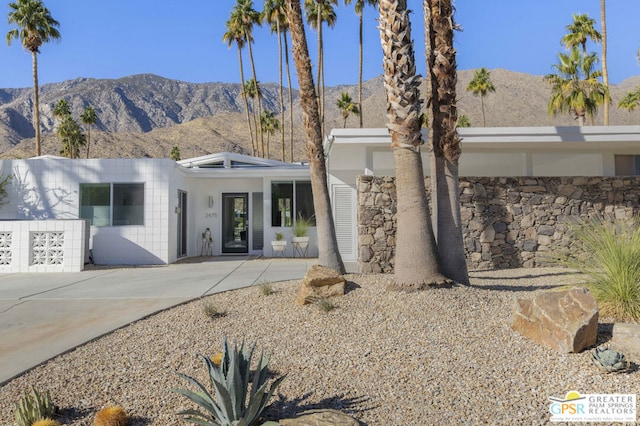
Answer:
[1, 69, 639, 160]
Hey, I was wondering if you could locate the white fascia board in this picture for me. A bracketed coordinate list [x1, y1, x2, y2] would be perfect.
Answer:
[181, 166, 310, 179]
[329, 126, 640, 151]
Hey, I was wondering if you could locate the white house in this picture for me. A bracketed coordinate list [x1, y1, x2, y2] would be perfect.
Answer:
[1, 126, 640, 271]
[0, 153, 315, 270]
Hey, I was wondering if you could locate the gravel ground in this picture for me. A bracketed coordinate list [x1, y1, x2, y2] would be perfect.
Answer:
[0, 267, 638, 425]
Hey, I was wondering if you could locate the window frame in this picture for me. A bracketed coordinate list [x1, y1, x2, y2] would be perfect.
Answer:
[271, 180, 315, 228]
[79, 182, 145, 226]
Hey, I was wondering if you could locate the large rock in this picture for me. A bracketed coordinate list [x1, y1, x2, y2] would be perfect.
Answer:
[511, 287, 598, 353]
[279, 409, 360, 426]
[295, 265, 346, 306]
[612, 323, 640, 363]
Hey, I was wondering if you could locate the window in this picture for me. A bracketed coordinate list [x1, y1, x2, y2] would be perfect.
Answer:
[80, 183, 144, 226]
[614, 155, 640, 176]
[271, 181, 315, 227]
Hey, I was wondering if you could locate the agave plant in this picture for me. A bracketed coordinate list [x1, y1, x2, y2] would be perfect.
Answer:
[14, 386, 58, 426]
[173, 338, 285, 426]
[591, 347, 628, 373]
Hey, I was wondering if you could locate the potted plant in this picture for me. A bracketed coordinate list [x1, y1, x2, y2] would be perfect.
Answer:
[291, 215, 312, 256]
[270, 232, 287, 256]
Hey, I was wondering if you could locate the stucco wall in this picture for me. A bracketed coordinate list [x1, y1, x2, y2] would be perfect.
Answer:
[357, 175, 640, 273]
[0, 158, 175, 265]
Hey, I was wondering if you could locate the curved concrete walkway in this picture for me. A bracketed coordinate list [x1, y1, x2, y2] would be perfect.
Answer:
[0, 257, 314, 385]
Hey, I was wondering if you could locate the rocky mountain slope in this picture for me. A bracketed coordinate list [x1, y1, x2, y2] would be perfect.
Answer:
[1, 70, 639, 160]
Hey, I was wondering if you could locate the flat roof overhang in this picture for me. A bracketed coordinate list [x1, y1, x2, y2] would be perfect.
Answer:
[328, 126, 640, 152]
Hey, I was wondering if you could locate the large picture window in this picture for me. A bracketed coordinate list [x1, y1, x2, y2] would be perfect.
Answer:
[80, 183, 144, 226]
[271, 180, 315, 227]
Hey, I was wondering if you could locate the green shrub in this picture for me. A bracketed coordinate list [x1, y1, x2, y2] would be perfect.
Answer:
[202, 301, 226, 320]
[307, 296, 335, 312]
[561, 217, 640, 321]
[291, 215, 313, 238]
[259, 282, 274, 296]
[14, 386, 57, 426]
[173, 338, 285, 426]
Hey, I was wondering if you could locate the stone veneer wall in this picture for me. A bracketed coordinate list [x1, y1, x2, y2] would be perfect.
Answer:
[357, 175, 640, 273]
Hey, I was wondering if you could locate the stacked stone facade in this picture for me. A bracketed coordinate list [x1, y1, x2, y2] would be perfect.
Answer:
[357, 175, 640, 273]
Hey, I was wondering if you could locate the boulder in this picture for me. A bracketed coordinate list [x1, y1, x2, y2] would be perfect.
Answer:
[279, 409, 360, 426]
[612, 323, 640, 363]
[511, 287, 598, 353]
[295, 265, 346, 306]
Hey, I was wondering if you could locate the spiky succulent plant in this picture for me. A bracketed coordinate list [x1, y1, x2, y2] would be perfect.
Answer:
[591, 347, 629, 372]
[14, 386, 57, 426]
[173, 338, 285, 426]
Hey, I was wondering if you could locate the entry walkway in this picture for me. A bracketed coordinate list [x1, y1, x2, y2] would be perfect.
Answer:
[0, 257, 314, 384]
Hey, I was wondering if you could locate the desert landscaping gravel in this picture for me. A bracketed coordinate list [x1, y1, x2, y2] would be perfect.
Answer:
[0, 267, 638, 425]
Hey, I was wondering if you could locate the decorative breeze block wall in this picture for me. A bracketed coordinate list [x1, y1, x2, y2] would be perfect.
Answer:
[0, 220, 88, 272]
[357, 175, 640, 273]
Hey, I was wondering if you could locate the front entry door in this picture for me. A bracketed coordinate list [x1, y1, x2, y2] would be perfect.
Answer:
[222, 193, 249, 254]
[177, 190, 187, 257]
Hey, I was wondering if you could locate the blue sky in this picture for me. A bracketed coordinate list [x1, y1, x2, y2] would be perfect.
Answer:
[1, 1, 639, 89]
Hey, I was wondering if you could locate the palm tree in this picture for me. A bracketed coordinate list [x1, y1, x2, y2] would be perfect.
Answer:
[170, 146, 181, 161]
[466, 67, 495, 127]
[304, 0, 338, 138]
[52, 98, 70, 119]
[336, 92, 359, 127]
[600, 0, 610, 125]
[283, 26, 295, 162]
[457, 114, 471, 127]
[285, 0, 345, 274]
[260, 109, 280, 158]
[56, 114, 85, 159]
[6, 0, 61, 157]
[80, 105, 97, 159]
[545, 46, 607, 126]
[245, 78, 262, 156]
[424, 0, 468, 285]
[262, 0, 288, 161]
[379, 0, 445, 288]
[562, 12, 609, 125]
[561, 13, 601, 55]
[223, 13, 256, 157]
[344, 0, 377, 128]
[231, 0, 264, 154]
[618, 89, 640, 123]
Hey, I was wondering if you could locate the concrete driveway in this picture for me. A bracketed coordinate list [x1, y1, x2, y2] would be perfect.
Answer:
[0, 257, 314, 384]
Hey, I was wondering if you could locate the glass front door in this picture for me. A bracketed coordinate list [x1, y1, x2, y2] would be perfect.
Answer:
[222, 193, 248, 253]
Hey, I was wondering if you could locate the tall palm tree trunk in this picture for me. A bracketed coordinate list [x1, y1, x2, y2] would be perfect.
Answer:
[601, 0, 609, 126]
[238, 47, 256, 156]
[284, 32, 295, 161]
[86, 126, 91, 159]
[316, 2, 325, 139]
[32, 52, 41, 157]
[278, 26, 286, 161]
[246, 40, 264, 157]
[358, 12, 364, 128]
[425, 0, 469, 284]
[286, 0, 345, 274]
[379, 0, 445, 288]
[480, 95, 486, 127]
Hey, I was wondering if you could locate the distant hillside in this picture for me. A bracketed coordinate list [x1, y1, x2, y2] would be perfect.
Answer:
[1, 70, 640, 160]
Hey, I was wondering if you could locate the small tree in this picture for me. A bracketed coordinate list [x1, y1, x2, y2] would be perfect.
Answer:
[260, 109, 280, 158]
[457, 114, 471, 128]
[80, 105, 97, 159]
[466, 67, 495, 127]
[56, 114, 85, 159]
[336, 92, 360, 128]
[170, 146, 181, 161]
[0, 174, 12, 206]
